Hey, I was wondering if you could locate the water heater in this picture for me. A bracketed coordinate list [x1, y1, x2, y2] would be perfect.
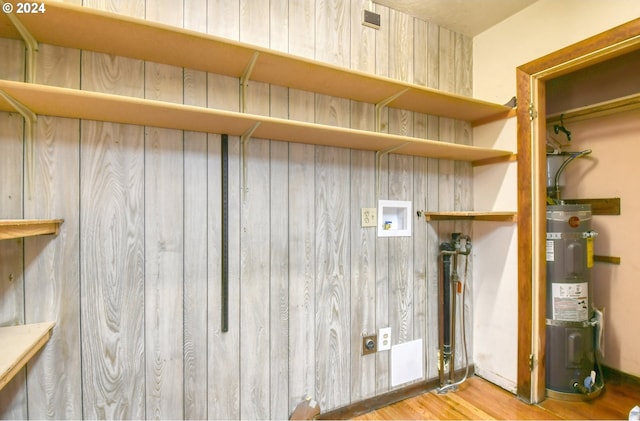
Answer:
[546, 204, 602, 400]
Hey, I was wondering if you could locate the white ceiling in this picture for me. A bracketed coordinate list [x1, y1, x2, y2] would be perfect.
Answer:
[372, 0, 539, 36]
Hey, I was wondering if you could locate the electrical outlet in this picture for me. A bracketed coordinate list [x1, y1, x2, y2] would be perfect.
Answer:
[362, 334, 377, 355]
[378, 327, 391, 351]
[361, 208, 377, 227]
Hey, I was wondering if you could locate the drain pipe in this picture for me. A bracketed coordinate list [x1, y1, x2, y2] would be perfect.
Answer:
[438, 233, 472, 393]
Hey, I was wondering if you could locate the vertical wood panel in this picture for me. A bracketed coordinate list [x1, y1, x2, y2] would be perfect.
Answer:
[349, 5, 376, 400]
[389, 9, 414, 83]
[0, 39, 24, 80]
[388, 155, 414, 347]
[374, 5, 390, 79]
[424, 20, 441, 381]
[207, 134, 241, 420]
[290, 0, 316, 60]
[288, 3, 317, 411]
[80, 1, 145, 413]
[388, 9, 415, 358]
[412, 18, 429, 381]
[22, 44, 82, 420]
[80, 121, 146, 419]
[182, 2, 208, 412]
[373, 4, 391, 396]
[182, 126, 208, 419]
[144, 68, 184, 421]
[412, 155, 429, 378]
[268, 6, 290, 414]
[269, 140, 290, 420]
[205, 7, 241, 414]
[453, 32, 474, 371]
[207, 0, 239, 40]
[438, 26, 456, 256]
[145, 6, 184, 419]
[316, 0, 350, 65]
[239, 136, 271, 419]
[270, 0, 289, 53]
[0, 38, 26, 420]
[144, 10, 185, 419]
[238, 3, 272, 417]
[288, 143, 316, 411]
[375, 152, 390, 394]
[349, 150, 376, 402]
[315, 0, 350, 137]
[350, 0, 375, 72]
[315, 146, 351, 411]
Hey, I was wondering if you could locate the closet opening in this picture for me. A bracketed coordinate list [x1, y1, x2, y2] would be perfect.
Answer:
[515, 18, 640, 404]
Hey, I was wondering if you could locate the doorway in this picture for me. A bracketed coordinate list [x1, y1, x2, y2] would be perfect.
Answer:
[515, 18, 640, 403]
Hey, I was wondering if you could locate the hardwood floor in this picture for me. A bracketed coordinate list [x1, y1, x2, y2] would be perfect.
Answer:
[353, 375, 640, 420]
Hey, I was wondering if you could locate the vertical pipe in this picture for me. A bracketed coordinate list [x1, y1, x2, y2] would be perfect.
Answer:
[438, 253, 447, 387]
[439, 239, 455, 387]
[442, 253, 451, 357]
[449, 253, 457, 384]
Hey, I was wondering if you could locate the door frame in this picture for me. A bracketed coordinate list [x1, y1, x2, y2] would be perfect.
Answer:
[516, 18, 640, 403]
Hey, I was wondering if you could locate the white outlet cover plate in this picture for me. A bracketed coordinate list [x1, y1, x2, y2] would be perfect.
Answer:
[378, 327, 391, 351]
[361, 208, 377, 227]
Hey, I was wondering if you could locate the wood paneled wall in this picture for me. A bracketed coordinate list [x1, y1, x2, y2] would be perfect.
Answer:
[0, 0, 474, 419]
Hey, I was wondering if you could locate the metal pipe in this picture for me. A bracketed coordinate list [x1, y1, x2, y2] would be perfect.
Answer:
[552, 149, 592, 202]
[437, 233, 472, 393]
[449, 252, 457, 384]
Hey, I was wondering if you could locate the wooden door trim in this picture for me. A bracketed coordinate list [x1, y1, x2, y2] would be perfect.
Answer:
[516, 17, 640, 403]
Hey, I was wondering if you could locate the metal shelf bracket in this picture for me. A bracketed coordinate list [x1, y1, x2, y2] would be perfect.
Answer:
[1, 3, 39, 83]
[241, 121, 261, 199]
[0, 88, 37, 198]
[240, 52, 260, 114]
[375, 88, 409, 132]
[375, 142, 409, 198]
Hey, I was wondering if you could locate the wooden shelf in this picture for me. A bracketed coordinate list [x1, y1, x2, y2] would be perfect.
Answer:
[0, 322, 55, 391]
[547, 93, 640, 125]
[0, 0, 512, 124]
[422, 211, 517, 222]
[0, 80, 514, 163]
[0, 218, 64, 240]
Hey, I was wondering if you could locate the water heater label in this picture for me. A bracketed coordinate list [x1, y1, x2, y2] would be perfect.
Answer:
[551, 282, 589, 321]
[546, 240, 554, 261]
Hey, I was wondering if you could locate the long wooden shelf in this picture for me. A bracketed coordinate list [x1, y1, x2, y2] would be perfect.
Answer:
[422, 211, 517, 222]
[0, 321, 55, 391]
[547, 93, 640, 125]
[0, 80, 514, 162]
[0, 218, 64, 240]
[0, 0, 512, 124]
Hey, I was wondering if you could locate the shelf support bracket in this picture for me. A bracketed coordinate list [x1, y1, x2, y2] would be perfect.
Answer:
[1, 4, 39, 83]
[375, 88, 409, 132]
[375, 142, 409, 198]
[0, 89, 37, 199]
[241, 122, 261, 199]
[240, 52, 260, 114]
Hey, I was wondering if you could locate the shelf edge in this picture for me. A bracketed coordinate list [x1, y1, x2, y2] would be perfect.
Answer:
[0, 321, 55, 391]
[0, 219, 64, 240]
[422, 212, 517, 222]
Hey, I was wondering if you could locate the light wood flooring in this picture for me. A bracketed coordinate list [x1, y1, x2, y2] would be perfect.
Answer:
[353, 375, 640, 420]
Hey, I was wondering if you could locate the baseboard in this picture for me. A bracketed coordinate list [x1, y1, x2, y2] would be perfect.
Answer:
[602, 365, 640, 387]
[316, 365, 475, 420]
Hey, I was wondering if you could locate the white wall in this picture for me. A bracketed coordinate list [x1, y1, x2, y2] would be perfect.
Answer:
[471, 0, 640, 392]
